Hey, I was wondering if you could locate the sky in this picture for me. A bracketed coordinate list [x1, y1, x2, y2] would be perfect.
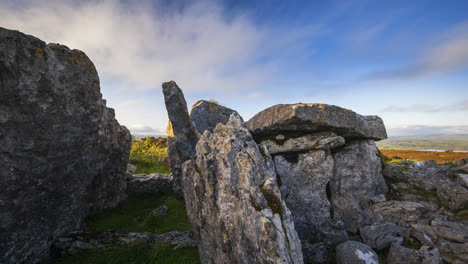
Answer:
[1, 0, 467, 137]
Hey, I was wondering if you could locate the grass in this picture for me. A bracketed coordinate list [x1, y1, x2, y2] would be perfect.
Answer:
[129, 152, 171, 174]
[50, 240, 200, 264]
[379, 149, 468, 163]
[86, 195, 192, 234]
[129, 137, 171, 174]
[49, 194, 197, 264]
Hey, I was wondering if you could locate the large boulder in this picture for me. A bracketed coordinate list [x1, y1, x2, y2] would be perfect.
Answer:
[181, 114, 303, 264]
[162, 81, 200, 195]
[245, 103, 387, 141]
[190, 99, 243, 134]
[0, 27, 131, 263]
[331, 140, 388, 232]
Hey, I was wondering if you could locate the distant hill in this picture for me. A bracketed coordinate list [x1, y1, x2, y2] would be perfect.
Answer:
[376, 134, 468, 151]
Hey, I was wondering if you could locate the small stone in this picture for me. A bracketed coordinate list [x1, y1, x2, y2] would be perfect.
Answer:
[336, 241, 379, 264]
[127, 164, 137, 173]
[360, 222, 399, 250]
[152, 205, 169, 217]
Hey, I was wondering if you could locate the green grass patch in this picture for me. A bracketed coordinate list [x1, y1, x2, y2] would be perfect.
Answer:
[129, 152, 171, 174]
[50, 240, 200, 264]
[86, 195, 192, 234]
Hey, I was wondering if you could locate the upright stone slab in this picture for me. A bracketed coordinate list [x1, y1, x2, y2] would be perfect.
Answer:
[0, 27, 131, 263]
[331, 140, 388, 232]
[245, 103, 387, 141]
[190, 99, 243, 134]
[182, 114, 303, 264]
[162, 81, 199, 195]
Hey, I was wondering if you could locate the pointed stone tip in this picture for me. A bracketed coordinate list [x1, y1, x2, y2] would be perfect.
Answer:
[162, 80, 178, 89]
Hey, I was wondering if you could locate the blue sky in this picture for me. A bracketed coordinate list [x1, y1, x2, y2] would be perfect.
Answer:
[1, 0, 467, 136]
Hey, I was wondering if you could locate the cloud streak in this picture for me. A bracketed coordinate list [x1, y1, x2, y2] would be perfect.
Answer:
[364, 21, 468, 80]
[382, 98, 468, 112]
[387, 125, 468, 136]
[0, 0, 316, 93]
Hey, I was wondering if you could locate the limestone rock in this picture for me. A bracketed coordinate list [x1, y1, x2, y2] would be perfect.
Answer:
[274, 150, 347, 249]
[336, 241, 379, 264]
[0, 27, 131, 263]
[261, 132, 345, 155]
[387, 243, 443, 264]
[331, 140, 388, 232]
[126, 173, 173, 196]
[163, 81, 200, 196]
[245, 103, 387, 141]
[190, 100, 243, 134]
[359, 222, 400, 250]
[181, 114, 303, 264]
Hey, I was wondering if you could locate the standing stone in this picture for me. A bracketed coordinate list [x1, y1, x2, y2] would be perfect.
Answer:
[162, 81, 199, 196]
[0, 27, 131, 263]
[182, 114, 303, 264]
[189, 99, 243, 134]
[331, 140, 388, 233]
[245, 104, 387, 141]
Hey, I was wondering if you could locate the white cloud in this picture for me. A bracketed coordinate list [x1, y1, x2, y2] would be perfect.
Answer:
[127, 124, 163, 135]
[0, 0, 316, 93]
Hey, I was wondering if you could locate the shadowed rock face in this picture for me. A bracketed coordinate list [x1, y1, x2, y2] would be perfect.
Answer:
[182, 114, 303, 264]
[245, 103, 387, 141]
[190, 100, 243, 134]
[0, 27, 131, 263]
[162, 81, 200, 196]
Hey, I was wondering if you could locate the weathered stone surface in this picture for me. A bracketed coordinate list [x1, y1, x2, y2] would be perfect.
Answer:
[245, 103, 387, 141]
[261, 132, 345, 154]
[336, 241, 379, 264]
[52, 230, 196, 257]
[0, 27, 131, 263]
[372, 201, 436, 224]
[163, 81, 200, 196]
[274, 150, 347, 249]
[190, 100, 243, 134]
[383, 160, 468, 211]
[331, 140, 388, 232]
[436, 239, 468, 264]
[359, 222, 400, 250]
[126, 173, 173, 196]
[387, 243, 443, 264]
[301, 242, 328, 264]
[182, 114, 303, 264]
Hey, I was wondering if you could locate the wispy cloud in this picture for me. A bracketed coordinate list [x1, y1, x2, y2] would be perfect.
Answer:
[387, 125, 468, 136]
[127, 124, 164, 135]
[382, 98, 468, 112]
[0, 0, 317, 93]
[364, 21, 468, 80]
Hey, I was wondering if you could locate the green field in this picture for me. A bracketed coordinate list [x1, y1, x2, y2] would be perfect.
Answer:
[376, 134, 468, 151]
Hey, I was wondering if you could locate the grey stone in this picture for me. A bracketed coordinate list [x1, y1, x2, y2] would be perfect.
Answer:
[162, 81, 200, 196]
[372, 201, 435, 224]
[153, 205, 169, 217]
[127, 164, 137, 173]
[331, 140, 388, 232]
[387, 243, 443, 264]
[301, 242, 328, 264]
[181, 114, 303, 264]
[436, 239, 468, 264]
[274, 150, 347, 246]
[336, 241, 379, 264]
[126, 173, 173, 196]
[245, 103, 387, 141]
[52, 231, 196, 257]
[189, 100, 243, 134]
[261, 132, 345, 154]
[360, 222, 399, 250]
[0, 27, 131, 263]
[435, 181, 468, 211]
